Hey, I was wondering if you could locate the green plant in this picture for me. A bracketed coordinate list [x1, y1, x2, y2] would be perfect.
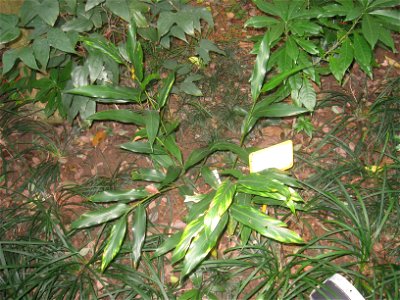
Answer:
[244, 0, 399, 119]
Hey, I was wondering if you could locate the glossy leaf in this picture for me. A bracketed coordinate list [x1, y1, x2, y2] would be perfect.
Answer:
[171, 217, 204, 264]
[181, 213, 228, 277]
[329, 38, 354, 82]
[253, 103, 309, 118]
[230, 204, 303, 244]
[132, 204, 146, 267]
[157, 73, 175, 109]
[39, 0, 59, 26]
[244, 16, 279, 28]
[204, 180, 236, 233]
[162, 135, 183, 164]
[85, 0, 105, 11]
[292, 78, 316, 111]
[261, 65, 305, 93]
[144, 110, 160, 150]
[82, 36, 123, 64]
[71, 203, 130, 229]
[201, 167, 220, 190]
[88, 110, 145, 125]
[65, 85, 142, 102]
[131, 168, 165, 182]
[101, 215, 127, 271]
[362, 15, 379, 48]
[250, 31, 270, 101]
[154, 232, 183, 257]
[90, 189, 149, 203]
[353, 33, 372, 77]
[120, 141, 165, 155]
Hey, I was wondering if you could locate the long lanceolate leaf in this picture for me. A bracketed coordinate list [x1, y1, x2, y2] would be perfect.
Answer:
[250, 31, 270, 102]
[132, 204, 146, 268]
[65, 85, 142, 102]
[230, 204, 303, 244]
[144, 110, 160, 150]
[71, 203, 130, 229]
[204, 180, 236, 234]
[87, 109, 145, 125]
[101, 215, 127, 272]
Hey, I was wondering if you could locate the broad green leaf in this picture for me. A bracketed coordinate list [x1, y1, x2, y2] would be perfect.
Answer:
[71, 203, 130, 229]
[378, 26, 395, 51]
[88, 110, 145, 125]
[179, 81, 202, 96]
[157, 11, 175, 38]
[162, 135, 183, 164]
[238, 173, 290, 198]
[253, 103, 309, 118]
[65, 85, 142, 102]
[82, 36, 123, 64]
[195, 39, 226, 64]
[85, 0, 105, 11]
[353, 33, 372, 77]
[62, 17, 93, 32]
[250, 31, 270, 101]
[101, 215, 127, 271]
[230, 204, 303, 244]
[253, 0, 280, 17]
[204, 180, 236, 234]
[17, 47, 39, 71]
[106, 0, 130, 21]
[362, 15, 379, 48]
[171, 217, 204, 264]
[90, 189, 149, 202]
[87, 52, 103, 83]
[47, 28, 76, 53]
[292, 78, 316, 111]
[285, 36, 299, 62]
[201, 167, 220, 190]
[132, 204, 146, 267]
[126, 20, 138, 63]
[370, 9, 400, 27]
[120, 141, 165, 155]
[154, 232, 183, 257]
[329, 38, 353, 82]
[290, 20, 322, 36]
[0, 26, 20, 44]
[131, 168, 165, 182]
[157, 73, 175, 109]
[38, 0, 59, 26]
[181, 214, 228, 277]
[178, 290, 200, 300]
[295, 38, 319, 55]
[261, 65, 305, 93]
[32, 38, 50, 69]
[144, 110, 160, 150]
[176, 12, 195, 36]
[244, 16, 279, 28]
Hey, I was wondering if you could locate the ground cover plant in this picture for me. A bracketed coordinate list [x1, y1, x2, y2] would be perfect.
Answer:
[1, 0, 399, 299]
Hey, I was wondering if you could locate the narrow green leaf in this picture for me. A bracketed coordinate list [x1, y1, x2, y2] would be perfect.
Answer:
[82, 36, 123, 64]
[362, 15, 379, 48]
[157, 73, 175, 109]
[329, 38, 354, 82]
[370, 9, 400, 26]
[184, 147, 211, 171]
[261, 65, 305, 93]
[101, 215, 127, 271]
[294, 78, 316, 111]
[204, 180, 236, 233]
[378, 26, 395, 51]
[131, 168, 165, 182]
[230, 204, 303, 244]
[127, 19, 138, 63]
[106, 0, 130, 21]
[244, 16, 278, 28]
[253, 103, 309, 118]
[154, 232, 183, 257]
[250, 31, 270, 101]
[88, 109, 145, 125]
[171, 217, 204, 264]
[132, 204, 146, 267]
[71, 203, 129, 229]
[201, 167, 220, 190]
[144, 110, 160, 150]
[353, 33, 373, 77]
[295, 38, 319, 55]
[162, 135, 183, 164]
[120, 141, 165, 155]
[285, 36, 299, 62]
[65, 85, 142, 102]
[90, 189, 149, 203]
[181, 214, 228, 277]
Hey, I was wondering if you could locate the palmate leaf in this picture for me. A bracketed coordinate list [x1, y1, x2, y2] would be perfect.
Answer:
[204, 180, 236, 234]
[101, 215, 127, 272]
[181, 213, 228, 277]
[71, 203, 130, 229]
[230, 204, 303, 244]
[132, 204, 146, 268]
[250, 31, 270, 101]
